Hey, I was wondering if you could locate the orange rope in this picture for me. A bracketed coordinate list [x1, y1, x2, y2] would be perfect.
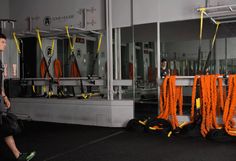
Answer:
[223, 75, 233, 124]
[158, 76, 180, 129]
[191, 75, 199, 121]
[40, 58, 48, 78]
[224, 75, 236, 136]
[200, 76, 208, 137]
[54, 59, 62, 79]
[217, 76, 224, 115]
[176, 86, 183, 115]
[70, 62, 81, 77]
[158, 74, 235, 137]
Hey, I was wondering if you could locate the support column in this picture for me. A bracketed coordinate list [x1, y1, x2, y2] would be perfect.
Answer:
[114, 28, 122, 100]
[106, 0, 113, 100]
[131, 0, 135, 101]
[117, 28, 122, 100]
[157, 21, 161, 112]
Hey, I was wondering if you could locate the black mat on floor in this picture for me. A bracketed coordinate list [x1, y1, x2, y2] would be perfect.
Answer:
[1, 121, 236, 161]
[0, 121, 121, 161]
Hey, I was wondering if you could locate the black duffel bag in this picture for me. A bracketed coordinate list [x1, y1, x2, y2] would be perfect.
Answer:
[0, 111, 21, 137]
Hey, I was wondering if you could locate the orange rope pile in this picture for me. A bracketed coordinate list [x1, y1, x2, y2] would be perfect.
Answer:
[200, 75, 222, 137]
[159, 76, 183, 129]
[223, 75, 236, 136]
[158, 74, 236, 137]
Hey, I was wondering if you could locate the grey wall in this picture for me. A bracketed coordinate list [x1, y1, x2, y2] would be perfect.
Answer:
[112, 0, 132, 28]
[112, 0, 205, 28]
[9, 0, 105, 32]
[8, 0, 207, 31]
[0, 0, 10, 19]
[7, 0, 236, 32]
[158, 0, 204, 23]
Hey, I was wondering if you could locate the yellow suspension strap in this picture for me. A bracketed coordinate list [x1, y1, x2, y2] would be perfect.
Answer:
[197, 7, 206, 73]
[199, 8, 206, 41]
[65, 25, 87, 98]
[36, 29, 47, 95]
[211, 21, 220, 49]
[65, 25, 76, 53]
[203, 21, 220, 73]
[12, 32, 21, 54]
[89, 33, 103, 78]
[36, 29, 55, 55]
[36, 29, 43, 50]
[97, 33, 103, 53]
[36, 29, 55, 97]
[50, 38, 55, 56]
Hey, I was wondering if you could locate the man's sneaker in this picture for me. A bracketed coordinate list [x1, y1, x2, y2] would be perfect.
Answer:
[17, 151, 36, 161]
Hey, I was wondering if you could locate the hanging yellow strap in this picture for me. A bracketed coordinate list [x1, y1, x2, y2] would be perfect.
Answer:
[36, 29, 55, 56]
[49, 39, 55, 56]
[199, 8, 206, 41]
[96, 33, 103, 53]
[211, 21, 220, 49]
[36, 29, 43, 50]
[65, 25, 75, 52]
[12, 32, 21, 54]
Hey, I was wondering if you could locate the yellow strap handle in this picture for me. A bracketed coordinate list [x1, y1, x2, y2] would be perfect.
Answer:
[82, 93, 88, 99]
[211, 21, 220, 49]
[179, 122, 188, 128]
[168, 131, 172, 137]
[97, 33, 103, 53]
[138, 120, 147, 126]
[196, 98, 201, 109]
[48, 91, 53, 98]
[199, 8, 206, 41]
[12, 32, 21, 54]
[65, 25, 75, 52]
[43, 85, 47, 93]
[32, 85, 36, 93]
[36, 29, 43, 50]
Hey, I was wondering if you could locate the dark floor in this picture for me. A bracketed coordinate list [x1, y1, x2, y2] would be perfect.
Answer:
[1, 121, 236, 161]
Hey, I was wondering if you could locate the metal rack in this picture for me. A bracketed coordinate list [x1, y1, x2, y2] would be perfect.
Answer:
[17, 77, 132, 87]
[159, 75, 227, 86]
[198, 4, 236, 24]
[15, 26, 101, 41]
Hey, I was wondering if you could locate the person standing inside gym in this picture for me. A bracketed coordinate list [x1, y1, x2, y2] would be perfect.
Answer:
[0, 33, 36, 161]
[160, 58, 170, 78]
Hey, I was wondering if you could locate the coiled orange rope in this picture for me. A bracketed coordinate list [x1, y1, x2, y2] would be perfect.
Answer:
[191, 75, 199, 121]
[224, 75, 236, 136]
[199, 75, 223, 137]
[158, 76, 182, 129]
[158, 74, 236, 137]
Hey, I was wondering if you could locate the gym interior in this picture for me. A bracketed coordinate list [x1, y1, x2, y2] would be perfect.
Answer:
[1, 0, 236, 161]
